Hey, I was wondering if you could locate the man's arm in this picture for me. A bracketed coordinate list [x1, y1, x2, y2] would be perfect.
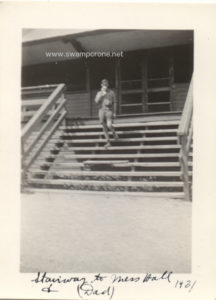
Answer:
[95, 91, 103, 104]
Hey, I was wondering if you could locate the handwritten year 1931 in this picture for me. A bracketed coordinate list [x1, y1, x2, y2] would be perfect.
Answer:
[175, 279, 197, 292]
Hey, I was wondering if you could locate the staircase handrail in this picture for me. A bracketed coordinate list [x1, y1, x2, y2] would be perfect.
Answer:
[22, 83, 65, 142]
[177, 74, 193, 201]
[178, 76, 193, 137]
[21, 83, 66, 174]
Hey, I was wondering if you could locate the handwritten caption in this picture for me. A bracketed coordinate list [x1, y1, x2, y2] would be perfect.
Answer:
[31, 271, 197, 299]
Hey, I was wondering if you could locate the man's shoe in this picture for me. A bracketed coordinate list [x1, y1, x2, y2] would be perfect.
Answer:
[104, 141, 111, 148]
[114, 132, 119, 140]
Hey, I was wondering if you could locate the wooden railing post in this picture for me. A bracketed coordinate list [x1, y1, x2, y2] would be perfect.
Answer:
[178, 74, 193, 201]
[179, 135, 190, 201]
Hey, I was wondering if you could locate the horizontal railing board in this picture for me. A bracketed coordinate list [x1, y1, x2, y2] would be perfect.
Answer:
[120, 103, 143, 107]
[22, 84, 59, 90]
[21, 99, 47, 106]
[147, 87, 170, 92]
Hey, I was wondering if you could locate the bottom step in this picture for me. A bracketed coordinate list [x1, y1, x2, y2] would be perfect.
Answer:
[28, 178, 183, 187]
[27, 178, 183, 193]
[22, 188, 185, 199]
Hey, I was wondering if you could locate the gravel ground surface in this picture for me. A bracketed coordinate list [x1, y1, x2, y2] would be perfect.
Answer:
[20, 191, 191, 273]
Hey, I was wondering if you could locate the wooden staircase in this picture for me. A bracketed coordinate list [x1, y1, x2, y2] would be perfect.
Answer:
[25, 119, 191, 198]
[22, 78, 193, 200]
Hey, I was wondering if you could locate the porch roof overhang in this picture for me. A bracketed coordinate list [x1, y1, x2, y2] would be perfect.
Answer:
[22, 29, 193, 66]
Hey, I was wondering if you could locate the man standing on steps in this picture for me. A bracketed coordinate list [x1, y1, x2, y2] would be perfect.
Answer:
[95, 79, 119, 148]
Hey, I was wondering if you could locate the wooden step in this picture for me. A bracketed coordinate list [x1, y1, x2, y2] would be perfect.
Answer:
[61, 129, 178, 136]
[38, 149, 193, 161]
[58, 137, 178, 143]
[32, 161, 182, 168]
[48, 145, 181, 151]
[24, 188, 185, 198]
[35, 153, 181, 163]
[28, 178, 183, 187]
[29, 170, 182, 177]
[61, 153, 180, 159]
[60, 120, 179, 130]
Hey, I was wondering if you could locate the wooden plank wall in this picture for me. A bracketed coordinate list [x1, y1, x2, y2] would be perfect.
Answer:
[172, 83, 190, 111]
[65, 92, 90, 118]
[91, 90, 99, 117]
[64, 85, 189, 119]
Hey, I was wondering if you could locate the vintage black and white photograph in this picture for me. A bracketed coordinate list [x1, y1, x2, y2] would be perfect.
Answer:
[20, 28, 193, 273]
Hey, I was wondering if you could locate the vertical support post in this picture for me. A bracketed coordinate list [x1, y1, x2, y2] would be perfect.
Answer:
[180, 135, 190, 201]
[169, 53, 175, 112]
[85, 60, 91, 117]
[21, 138, 28, 189]
[60, 93, 67, 127]
[141, 52, 148, 113]
[115, 57, 121, 115]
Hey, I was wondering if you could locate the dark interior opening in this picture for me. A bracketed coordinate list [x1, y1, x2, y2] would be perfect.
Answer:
[22, 59, 86, 91]
[148, 103, 170, 113]
[173, 44, 193, 83]
[148, 91, 170, 103]
[89, 58, 116, 90]
[120, 53, 142, 81]
[121, 105, 142, 115]
[121, 93, 142, 104]
[148, 50, 169, 79]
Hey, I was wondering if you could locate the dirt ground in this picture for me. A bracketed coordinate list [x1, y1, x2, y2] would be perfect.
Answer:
[20, 191, 191, 273]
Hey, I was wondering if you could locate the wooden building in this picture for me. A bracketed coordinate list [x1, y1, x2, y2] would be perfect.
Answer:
[21, 29, 193, 200]
[22, 29, 193, 121]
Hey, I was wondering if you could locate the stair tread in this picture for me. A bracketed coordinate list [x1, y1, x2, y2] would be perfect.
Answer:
[50, 145, 180, 151]
[29, 170, 182, 176]
[59, 137, 178, 143]
[37, 151, 194, 160]
[60, 120, 179, 130]
[23, 188, 185, 198]
[28, 178, 183, 187]
[62, 153, 180, 159]
[33, 161, 183, 168]
[61, 129, 178, 136]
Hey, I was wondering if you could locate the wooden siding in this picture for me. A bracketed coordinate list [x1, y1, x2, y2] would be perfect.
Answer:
[172, 83, 189, 111]
[64, 85, 189, 119]
[91, 90, 99, 117]
[65, 92, 90, 118]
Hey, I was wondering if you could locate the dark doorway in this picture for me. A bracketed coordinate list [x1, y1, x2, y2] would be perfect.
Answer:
[89, 58, 116, 117]
[89, 58, 116, 90]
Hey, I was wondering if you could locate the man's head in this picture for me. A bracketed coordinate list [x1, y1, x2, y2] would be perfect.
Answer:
[101, 79, 109, 91]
